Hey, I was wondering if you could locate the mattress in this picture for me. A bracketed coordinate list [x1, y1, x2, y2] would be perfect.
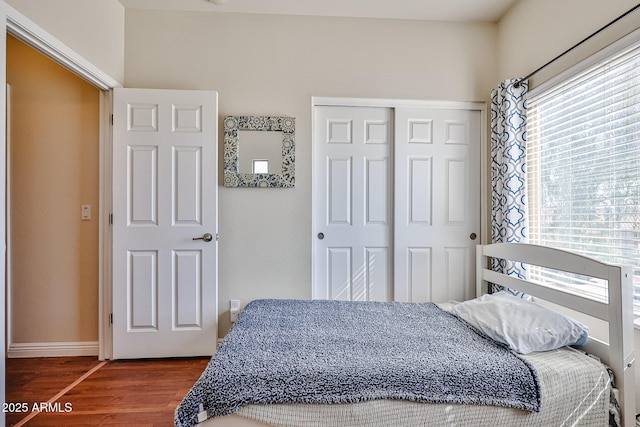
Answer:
[203, 346, 611, 427]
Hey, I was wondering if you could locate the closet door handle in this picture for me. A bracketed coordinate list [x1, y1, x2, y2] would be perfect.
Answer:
[469, 233, 477, 240]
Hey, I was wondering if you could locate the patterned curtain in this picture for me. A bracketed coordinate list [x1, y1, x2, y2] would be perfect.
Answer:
[490, 78, 529, 286]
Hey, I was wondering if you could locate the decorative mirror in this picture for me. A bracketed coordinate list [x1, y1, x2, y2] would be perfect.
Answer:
[223, 115, 295, 187]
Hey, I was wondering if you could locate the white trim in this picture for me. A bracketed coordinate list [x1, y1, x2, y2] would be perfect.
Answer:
[529, 26, 640, 99]
[311, 96, 484, 111]
[0, 0, 120, 362]
[7, 341, 100, 358]
[310, 96, 488, 298]
[99, 91, 114, 361]
[2, 3, 120, 91]
[479, 106, 488, 246]
[5, 82, 11, 351]
[1, 13, 9, 426]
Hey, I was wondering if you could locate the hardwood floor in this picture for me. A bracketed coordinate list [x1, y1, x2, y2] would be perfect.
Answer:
[6, 356, 210, 426]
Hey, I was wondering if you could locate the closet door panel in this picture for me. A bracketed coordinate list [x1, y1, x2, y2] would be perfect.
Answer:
[394, 107, 480, 303]
[314, 106, 392, 301]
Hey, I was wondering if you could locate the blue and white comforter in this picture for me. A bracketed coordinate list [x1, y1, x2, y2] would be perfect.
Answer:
[175, 299, 541, 427]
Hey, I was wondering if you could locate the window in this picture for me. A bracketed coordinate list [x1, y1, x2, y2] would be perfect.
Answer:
[527, 40, 640, 314]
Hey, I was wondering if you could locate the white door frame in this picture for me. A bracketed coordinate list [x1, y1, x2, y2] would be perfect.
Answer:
[311, 96, 488, 297]
[0, 2, 121, 366]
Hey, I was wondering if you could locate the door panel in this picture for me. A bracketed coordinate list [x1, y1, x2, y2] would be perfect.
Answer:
[112, 88, 218, 359]
[394, 107, 480, 303]
[128, 250, 157, 331]
[314, 106, 393, 302]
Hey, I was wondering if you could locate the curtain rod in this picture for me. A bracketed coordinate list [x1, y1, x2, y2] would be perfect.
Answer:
[514, 2, 640, 87]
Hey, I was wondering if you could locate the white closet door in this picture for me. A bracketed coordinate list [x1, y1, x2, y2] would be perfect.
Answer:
[313, 106, 393, 301]
[394, 107, 481, 303]
[112, 88, 218, 359]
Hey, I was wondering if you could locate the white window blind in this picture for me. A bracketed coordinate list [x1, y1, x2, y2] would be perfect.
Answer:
[527, 42, 640, 313]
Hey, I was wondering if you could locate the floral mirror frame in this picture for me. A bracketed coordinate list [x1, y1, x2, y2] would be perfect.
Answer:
[223, 115, 295, 188]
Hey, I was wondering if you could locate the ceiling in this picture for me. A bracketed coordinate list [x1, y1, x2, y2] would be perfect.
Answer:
[117, 0, 520, 23]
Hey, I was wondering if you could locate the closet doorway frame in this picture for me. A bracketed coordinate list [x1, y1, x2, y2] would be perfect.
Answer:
[310, 96, 489, 299]
[0, 2, 119, 372]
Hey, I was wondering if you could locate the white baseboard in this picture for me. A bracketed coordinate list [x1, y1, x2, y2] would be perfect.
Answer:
[8, 341, 99, 358]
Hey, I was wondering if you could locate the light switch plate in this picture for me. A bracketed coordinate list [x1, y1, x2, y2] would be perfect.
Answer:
[81, 205, 91, 221]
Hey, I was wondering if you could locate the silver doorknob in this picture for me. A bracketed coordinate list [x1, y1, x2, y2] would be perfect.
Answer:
[469, 233, 477, 240]
[193, 233, 214, 242]
[317, 232, 325, 240]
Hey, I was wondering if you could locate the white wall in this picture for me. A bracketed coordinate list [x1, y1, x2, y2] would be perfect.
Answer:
[4, 0, 124, 83]
[498, 0, 640, 410]
[123, 10, 498, 335]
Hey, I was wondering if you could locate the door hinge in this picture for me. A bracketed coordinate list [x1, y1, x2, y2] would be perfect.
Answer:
[109, 213, 113, 225]
[110, 114, 114, 125]
[109, 313, 113, 325]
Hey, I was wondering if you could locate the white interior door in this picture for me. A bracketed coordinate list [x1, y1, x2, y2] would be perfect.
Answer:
[313, 103, 481, 303]
[313, 106, 393, 301]
[394, 107, 481, 303]
[112, 88, 218, 359]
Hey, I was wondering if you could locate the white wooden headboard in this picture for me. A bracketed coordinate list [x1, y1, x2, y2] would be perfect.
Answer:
[476, 243, 636, 427]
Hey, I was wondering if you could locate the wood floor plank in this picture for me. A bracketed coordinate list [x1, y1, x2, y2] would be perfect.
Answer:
[6, 356, 210, 426]
[6, 357, 103, 426]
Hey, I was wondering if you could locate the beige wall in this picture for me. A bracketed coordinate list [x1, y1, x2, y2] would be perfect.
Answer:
[497, 0, 640, 86]
[4, 0, 125, 83]
[498, 0, 640, 409]
[7, 35, 99, 345]
[123, 10, 498, 335]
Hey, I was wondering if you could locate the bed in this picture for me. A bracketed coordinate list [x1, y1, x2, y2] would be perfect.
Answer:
[176, 243, 637, 426]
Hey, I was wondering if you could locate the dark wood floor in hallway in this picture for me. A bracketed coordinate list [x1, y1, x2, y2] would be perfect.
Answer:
[6, 356, 210, 426]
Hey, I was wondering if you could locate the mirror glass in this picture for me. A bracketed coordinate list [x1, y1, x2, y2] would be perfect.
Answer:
[238, 130, 283, 174]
